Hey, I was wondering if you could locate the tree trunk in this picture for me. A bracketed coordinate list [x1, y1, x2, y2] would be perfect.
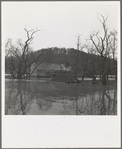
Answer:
[100, 75, 102, 80]
[93, 75, 96, 81]
[11, 73, 14, 79]
[115, 74, 117, 81]
[17, 73, 22, 79]
[100, 86, 106, 115]
[102, 74, 107, 85]
[17, 63, 23, 79]
[82, 75, 84, 81]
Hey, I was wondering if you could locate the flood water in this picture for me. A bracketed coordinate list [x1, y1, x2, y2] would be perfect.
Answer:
[5, 79, 117, 115]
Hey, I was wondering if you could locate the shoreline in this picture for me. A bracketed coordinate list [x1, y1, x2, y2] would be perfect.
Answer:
[5, 78, 116, 85]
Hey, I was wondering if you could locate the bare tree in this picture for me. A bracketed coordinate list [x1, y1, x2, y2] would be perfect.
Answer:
[80, 48, 89, 81]
[109, 30, 117, 81]
[5, 28, 49, 79]
[74, 34, 81, 76]
[89, 15, 117, 84]
[85, 44, 99, 79]
[73, 34, 89, 81]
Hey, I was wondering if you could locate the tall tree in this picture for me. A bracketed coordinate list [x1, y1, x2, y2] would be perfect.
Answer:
[5, 28, 48, 79]
[89, 15, 117, 84]
[74, 34, 81, 76]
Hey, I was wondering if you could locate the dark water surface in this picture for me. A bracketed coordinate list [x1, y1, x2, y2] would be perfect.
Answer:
[5, 79, 117, 115]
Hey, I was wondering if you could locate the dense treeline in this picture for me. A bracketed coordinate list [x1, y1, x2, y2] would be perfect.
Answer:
[6, 46, 116, 77]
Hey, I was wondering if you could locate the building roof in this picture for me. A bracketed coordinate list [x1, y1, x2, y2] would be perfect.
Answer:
[32, 63, 71, 71]
[40, 63, 63, 70]
[51, 74, 80, 83]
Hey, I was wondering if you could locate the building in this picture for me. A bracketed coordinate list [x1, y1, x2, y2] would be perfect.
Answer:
[30, 63, 71, 78]
[51, 74, 80, 83]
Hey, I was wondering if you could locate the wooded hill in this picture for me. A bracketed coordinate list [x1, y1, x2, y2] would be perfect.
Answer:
[6, 47, 117, 77]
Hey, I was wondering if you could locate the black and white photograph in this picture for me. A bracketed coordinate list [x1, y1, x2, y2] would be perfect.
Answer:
[2, 1, 121, 148]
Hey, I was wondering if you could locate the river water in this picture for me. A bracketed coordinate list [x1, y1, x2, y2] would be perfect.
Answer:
[5, 79, 117, 115]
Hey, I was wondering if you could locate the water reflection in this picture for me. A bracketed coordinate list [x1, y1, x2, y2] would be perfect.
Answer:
[5, 80, 117, 115]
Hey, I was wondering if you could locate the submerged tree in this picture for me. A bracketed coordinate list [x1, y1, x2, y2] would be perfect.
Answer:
[5, 28, 51, 79]
[74, 34, 81, 76]
[73, 34, 88, 80]
[89, 15, 117, 84]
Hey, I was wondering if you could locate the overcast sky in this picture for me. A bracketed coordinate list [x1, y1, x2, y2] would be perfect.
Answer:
[2, 1, 120, 51]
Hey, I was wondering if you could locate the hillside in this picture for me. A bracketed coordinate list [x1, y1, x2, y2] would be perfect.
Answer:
[5, 47, 117, 77]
